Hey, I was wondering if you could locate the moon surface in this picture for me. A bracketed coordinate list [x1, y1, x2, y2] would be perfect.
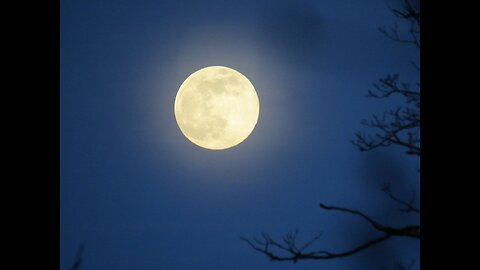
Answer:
[174, 66, 260, 150]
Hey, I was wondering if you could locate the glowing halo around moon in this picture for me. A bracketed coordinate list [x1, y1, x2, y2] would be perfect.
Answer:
[174, 66, 260, 150]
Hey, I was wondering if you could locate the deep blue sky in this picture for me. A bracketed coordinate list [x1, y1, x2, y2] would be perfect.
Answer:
[60, 0, 420, 269]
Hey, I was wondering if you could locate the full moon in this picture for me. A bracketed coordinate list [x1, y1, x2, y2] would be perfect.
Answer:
[174, 66, 260, 150]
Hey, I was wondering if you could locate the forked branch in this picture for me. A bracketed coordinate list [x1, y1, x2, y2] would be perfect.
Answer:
[242, 203, 419, 263]
[381, 183, 420, 214]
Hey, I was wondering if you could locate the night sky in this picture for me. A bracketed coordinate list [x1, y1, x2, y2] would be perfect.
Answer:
[60, 0, 420, 269]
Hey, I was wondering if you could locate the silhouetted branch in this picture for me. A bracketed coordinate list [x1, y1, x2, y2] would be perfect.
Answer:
[354, 0, 420, 156]
[319, 204, 419, 239]
[353, 74, 420, 155]
[380, 0, 420, 48]
[392, 0, 420, 25]
[241, 233, 392, 262]
[243, 0, 420, 264]
[381, 183, 420, 214]
[242, 204, 419, 262]
[379, 23, 419, 48]
[367, 74, 420, 102]
[68, 244, 84, 270]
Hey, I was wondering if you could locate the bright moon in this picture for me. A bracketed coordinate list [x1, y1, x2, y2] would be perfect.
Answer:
[174, 66, 260, 150]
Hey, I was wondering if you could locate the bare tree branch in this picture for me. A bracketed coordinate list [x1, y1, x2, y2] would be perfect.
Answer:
[68, 244, 84, 270]
[379, 23, 419, 48]
[319, 204, 419, 238]
[354, 0, 420, 156]
[353, 74, 420, 156]
[242, 204, 419, 262]
[381, 183, 420, 214]
[243, 0, 420, 264]
[241, 233, 392, 262]
[381, 0, 420, 48]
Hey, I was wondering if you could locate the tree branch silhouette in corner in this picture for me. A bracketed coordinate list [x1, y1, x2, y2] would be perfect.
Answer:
[242, 0, 420, 263]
